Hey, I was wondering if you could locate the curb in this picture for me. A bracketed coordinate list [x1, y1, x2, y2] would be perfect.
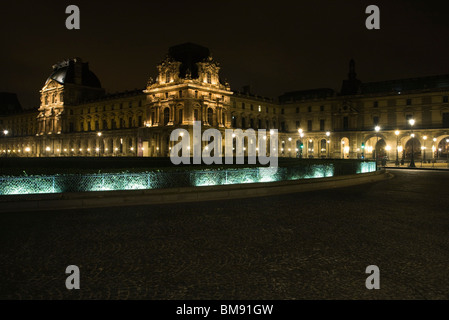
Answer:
[0, 170, 391, 213]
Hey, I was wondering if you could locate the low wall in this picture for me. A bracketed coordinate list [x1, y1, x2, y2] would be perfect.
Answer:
[0, 170, 390, 213]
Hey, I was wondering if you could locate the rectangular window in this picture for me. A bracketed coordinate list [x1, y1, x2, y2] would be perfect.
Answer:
[320, 119, 325, 131]
[307, 120, 313, 132]
[343, 117, 349, 130]
[103, 120, 108, 130]
[320, 105, 324, 112]
[69, 122, 74, 133]
[373, 116, 379, 125]
[281, 109, 284, 114]
[373, 101, 378, 108]
[129, 117, 133, 127]
[443, 113, 449, 128]
[138, 116, 142, 127]
[179, 110, 183, 124]
[242, 103, 245, 109]
[266, 107, 268, 113]
[296, 121, 300, 129]
[406, 99, 412, 105]
[281, 122, 285, 132]
[443, 96, 448, 103]
[296, 107, 299, 113]
[194, 109, 199, 121]
[87, 122, 91, 131]
[308, 106, 312, 112]
[406, 114, 413, 121]
[258, 105, 261, 112]
[273, 108, 276, 114]
[95, 121, 99, 131]
[250, 104, 254, 111]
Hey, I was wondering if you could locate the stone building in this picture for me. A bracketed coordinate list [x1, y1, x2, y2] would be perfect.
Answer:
[1, 44, 449, 161]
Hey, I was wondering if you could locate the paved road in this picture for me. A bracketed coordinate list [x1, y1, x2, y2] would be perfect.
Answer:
[0, 170, 448, 299]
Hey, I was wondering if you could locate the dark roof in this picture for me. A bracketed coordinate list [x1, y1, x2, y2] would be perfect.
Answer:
[46, 58, 102, 88]
[279, 88, 335, 103]
[360, 74, 449, 94]
[0, 92, 23, 115]
[167, 43, 211, 79]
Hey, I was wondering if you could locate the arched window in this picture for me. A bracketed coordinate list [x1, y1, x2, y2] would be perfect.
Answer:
[207, 108, 213, 125]
[163, 108, 170, 125]
[321, 139, 327, 153]
[194, 109, 199, 121]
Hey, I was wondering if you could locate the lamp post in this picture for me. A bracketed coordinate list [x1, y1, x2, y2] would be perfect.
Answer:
[423, 135, 427, 164]
[3, 130, 8, 158]
[432, 141, 436, 167]
[395, 130, 400, 166]
[97, 132, 102, 157]
[408, 119, 416, 168]
[298, 129, 304, 159]
[446, 138, 449, 168]
[326, 131, 331, 158]
[374, 126, 380, 164]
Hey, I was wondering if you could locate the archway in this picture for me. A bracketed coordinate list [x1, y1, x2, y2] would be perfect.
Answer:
[307, 139, 314, 158]
[320, 139, 327, 158]
[375, 139, 387, 160]
[404, 138, 421, 160]
[436, 136, 449, 160]
[296, 140, 303, 158]
[341, 137, 349, 159]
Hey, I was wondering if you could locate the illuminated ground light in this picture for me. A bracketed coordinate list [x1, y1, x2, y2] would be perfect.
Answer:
[357, 162, 377, 173]
[0, 162, 376, 195]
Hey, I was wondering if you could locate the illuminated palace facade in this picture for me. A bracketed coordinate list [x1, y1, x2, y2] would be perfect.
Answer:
[1, 43, 449, 160]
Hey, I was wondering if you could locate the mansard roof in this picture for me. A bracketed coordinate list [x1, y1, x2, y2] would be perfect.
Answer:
[0, 92, 23, 115]
[46, 58, 102, 88]
[360, 74, 449, 95]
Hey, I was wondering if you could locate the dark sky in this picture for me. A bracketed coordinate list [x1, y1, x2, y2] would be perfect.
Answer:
[1, 0, 449, 109]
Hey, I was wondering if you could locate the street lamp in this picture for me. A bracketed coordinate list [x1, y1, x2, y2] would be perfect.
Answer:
[374, 126, 380, 164]
[395, 130, 400, 166]
[298, 129, 304, 158]
[3, 130, 8, 158]
[446, 138, 449, 168]
[423, 135, 427, 164]
[97, 132, 102, 157]
[408, 119, 416, 168]
[326, 131, 331, 158]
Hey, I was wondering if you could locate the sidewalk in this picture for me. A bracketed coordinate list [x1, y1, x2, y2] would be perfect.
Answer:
[384, 161, 449, 170]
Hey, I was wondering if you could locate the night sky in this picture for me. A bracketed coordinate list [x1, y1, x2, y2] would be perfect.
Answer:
[1, 0, 449, 109]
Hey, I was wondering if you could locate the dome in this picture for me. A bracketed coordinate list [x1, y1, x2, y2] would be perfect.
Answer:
[46, 58, 102, 88]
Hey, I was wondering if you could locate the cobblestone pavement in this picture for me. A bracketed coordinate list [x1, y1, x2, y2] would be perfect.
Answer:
[1, 169, 448, 300]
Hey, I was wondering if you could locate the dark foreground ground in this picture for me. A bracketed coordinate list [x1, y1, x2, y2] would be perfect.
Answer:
[0, 169, 448, 299]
